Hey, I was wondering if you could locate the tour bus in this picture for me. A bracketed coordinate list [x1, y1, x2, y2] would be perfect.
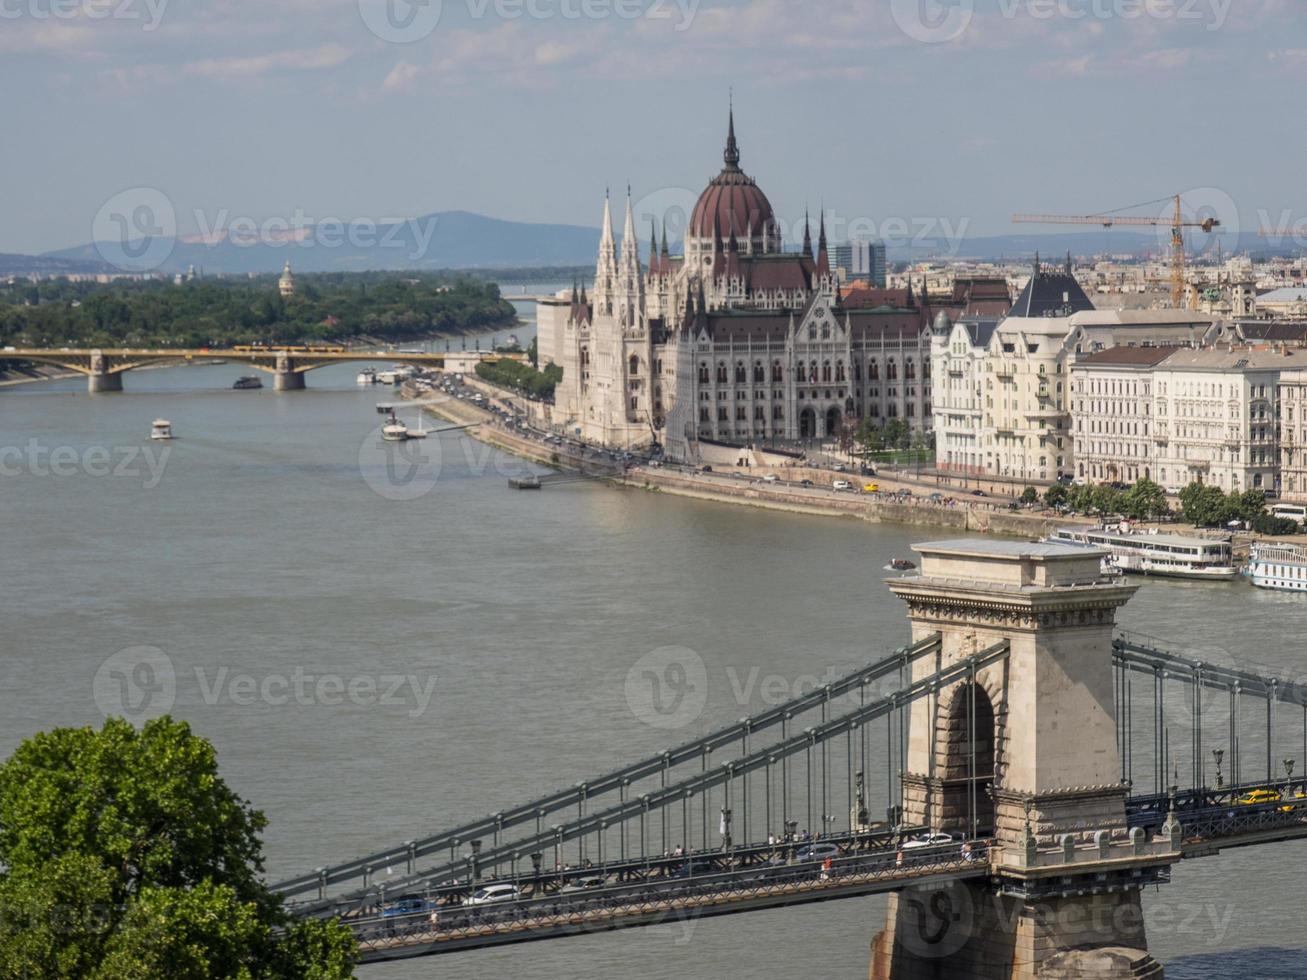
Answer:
[1270, 503, 1307, 529]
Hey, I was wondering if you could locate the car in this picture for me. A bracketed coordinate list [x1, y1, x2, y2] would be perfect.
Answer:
[795, 842, 841, 863]
[800, 479, 813, 487]
[927, 492, 944, 502]
[1164, 486, 1181, 495]
[466, 883, 521, 906]
[381, 897, 438, 918]
[1236, 788, 1282, 807]
[833, 463, 848, 472]
[832, 479, 851, 491]
[560, 875, 607, 894]
[902, 831, 956, 850]
[970, 489, 986, 497]
[862, 483, 880, 493]
[761, 474, 778, 483]
[1057, 474, 1074, 486]
[701, 465, 713, 473]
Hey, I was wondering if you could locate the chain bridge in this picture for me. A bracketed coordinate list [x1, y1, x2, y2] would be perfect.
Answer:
[273, 540, 1307, 978]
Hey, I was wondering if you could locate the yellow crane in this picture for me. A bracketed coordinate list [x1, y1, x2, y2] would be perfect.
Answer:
[1013, 195, 1220, 309]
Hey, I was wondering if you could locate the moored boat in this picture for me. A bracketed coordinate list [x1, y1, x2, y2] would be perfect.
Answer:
[1247, 542, 1307, 592]
[232, 375, 263, 390]
[1047, 526, 1236, 580]
[357, 369, 377, 385]
[150, 419, 173, 440]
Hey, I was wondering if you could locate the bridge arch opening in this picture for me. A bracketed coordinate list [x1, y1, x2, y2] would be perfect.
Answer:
[935, 681, 996, 836]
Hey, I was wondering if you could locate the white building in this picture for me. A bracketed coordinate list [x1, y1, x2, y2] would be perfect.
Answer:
[930, 314, 999, 474]
[1151, 349, 1292, 494]
[1070, 346, 1175, 485]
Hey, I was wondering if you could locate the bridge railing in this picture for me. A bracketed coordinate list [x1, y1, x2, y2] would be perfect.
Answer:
[274, 633, 944, 902]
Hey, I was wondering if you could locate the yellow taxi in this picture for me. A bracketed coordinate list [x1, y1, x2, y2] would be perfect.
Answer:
[862, 483, 880, 493]
[1235, 787, 1282, 807]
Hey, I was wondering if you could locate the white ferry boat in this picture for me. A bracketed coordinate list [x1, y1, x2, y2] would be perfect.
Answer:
[1048, 527, 1236, 580]
[150, 419, 173, 441]
[1247, 542, 1307, 592]
[356, 369, 377, 385]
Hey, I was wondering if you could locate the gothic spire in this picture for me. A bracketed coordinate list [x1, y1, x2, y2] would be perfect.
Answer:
[649, 219, 659, 276]
[660, 218, 669, 258]
[802, 209, 812, 258]
[723, 97, 740, 171]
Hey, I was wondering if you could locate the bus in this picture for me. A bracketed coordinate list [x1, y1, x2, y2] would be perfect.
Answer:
[1270, 503, 1307, 528]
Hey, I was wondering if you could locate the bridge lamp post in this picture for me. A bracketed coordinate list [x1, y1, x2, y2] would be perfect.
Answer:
[1212, 748, 1224, 791]
[1284, 758, 1295, 797]
[552, 826, 564, 889]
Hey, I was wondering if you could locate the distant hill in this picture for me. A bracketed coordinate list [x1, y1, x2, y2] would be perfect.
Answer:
[32, 213, 1294, 276]
[0, 252, 115, 277]
[45, 210, 603, 275]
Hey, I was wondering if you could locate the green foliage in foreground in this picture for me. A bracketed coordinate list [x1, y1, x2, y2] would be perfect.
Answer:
[0, 272, 515, 349]
[0, 717, 357, 979]
[475, 357, 563, 400]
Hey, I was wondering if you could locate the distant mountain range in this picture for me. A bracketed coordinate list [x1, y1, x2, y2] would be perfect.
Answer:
[9, 213, 1295, 278]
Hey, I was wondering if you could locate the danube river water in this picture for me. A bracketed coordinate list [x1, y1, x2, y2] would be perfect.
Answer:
[2, 349, 1305, 978]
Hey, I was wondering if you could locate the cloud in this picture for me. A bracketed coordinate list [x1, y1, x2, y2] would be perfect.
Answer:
[383, 60, 422, 90]
[185, 43, 352, 79]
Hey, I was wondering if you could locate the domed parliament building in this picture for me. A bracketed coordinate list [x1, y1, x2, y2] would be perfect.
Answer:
[536, 110, 1010, 461]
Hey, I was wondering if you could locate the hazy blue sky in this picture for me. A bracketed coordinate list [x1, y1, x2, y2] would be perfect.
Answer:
[4, 0, 1305, 255]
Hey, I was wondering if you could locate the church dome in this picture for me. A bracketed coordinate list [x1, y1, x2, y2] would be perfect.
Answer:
[688, 110, 776, 242]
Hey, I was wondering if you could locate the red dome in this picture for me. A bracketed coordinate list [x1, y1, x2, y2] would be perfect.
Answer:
[688, 110, 776, 241]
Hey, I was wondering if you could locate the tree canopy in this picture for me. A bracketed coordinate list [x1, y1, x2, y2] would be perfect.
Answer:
[0, 272, 515, 350]
[0, 717, 356, 979]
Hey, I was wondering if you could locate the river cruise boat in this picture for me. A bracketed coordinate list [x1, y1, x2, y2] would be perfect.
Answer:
[381, 417, 409, 442]
[356, 369, 377, 385]
[1047, 527, 1237, 580]
[1247, 542, 1307, 592]
[232, 375, 263, 390]
[150, 419, 173, 440]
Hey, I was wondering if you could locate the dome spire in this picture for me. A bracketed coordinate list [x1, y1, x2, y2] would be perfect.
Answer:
[723, 93, 740, 171]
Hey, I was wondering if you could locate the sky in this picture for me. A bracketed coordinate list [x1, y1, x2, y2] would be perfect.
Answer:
[4, 0, 1306, 256]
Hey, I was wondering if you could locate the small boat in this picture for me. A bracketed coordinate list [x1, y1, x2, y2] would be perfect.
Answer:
[885, 558, 916, 572]
[232, 375, 263, 390]
[509, 476, 542, 490]
[150, 419, 173, 440]
[381, 419, 409, 442]
[357, 369, 377, 385]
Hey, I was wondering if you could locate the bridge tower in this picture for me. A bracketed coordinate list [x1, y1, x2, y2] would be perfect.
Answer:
[87, 350, 122, 393]
[273, 352, 306, 390]
[871, 539, 1167, 980]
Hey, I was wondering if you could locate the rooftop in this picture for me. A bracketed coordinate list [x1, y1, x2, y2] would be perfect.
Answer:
[1073, 346, 1177, 368]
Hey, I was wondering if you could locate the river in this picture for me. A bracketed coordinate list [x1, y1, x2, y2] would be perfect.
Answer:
[1, 334, 1304, 978]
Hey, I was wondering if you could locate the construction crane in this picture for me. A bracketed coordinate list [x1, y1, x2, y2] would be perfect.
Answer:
[1013, 195, 1220, 309]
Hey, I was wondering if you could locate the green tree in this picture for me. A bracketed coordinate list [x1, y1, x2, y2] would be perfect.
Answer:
[1121, 478, 1169, 521]
[1090, 483, 1123, 517]
[1043, 484, 1069, 509]
[1179, 482, 1231, 527]
[855, 418, 884, 454]
[0, 717, 357, 979]
[1019, 486, 1039, 506]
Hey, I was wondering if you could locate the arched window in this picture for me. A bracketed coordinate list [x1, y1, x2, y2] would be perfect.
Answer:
[772, 360, 783, 383]
[869, 361, 880, 381]
[905, 359, 916, 381]
[716, 362, 728, 384]
[698, 362, 709, 384]
[581, 347, 590, 367]
[887, 360, 898, 381]
[629, 354, 639, 376]
[753, 361, 765, 383]
[822, 360, 832, 383]
[735, 361, 746, 384]
[835, 360, 846, 382]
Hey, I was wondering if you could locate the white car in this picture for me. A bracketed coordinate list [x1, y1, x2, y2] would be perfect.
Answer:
[761, 474, 778, 483]
[902, 831, 955, 850]
[832, 480, 851, 491]
[466, 883, 521, 906]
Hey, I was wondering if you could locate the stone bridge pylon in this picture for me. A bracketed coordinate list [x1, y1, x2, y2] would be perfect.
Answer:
[871, 539, 1169, 980]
